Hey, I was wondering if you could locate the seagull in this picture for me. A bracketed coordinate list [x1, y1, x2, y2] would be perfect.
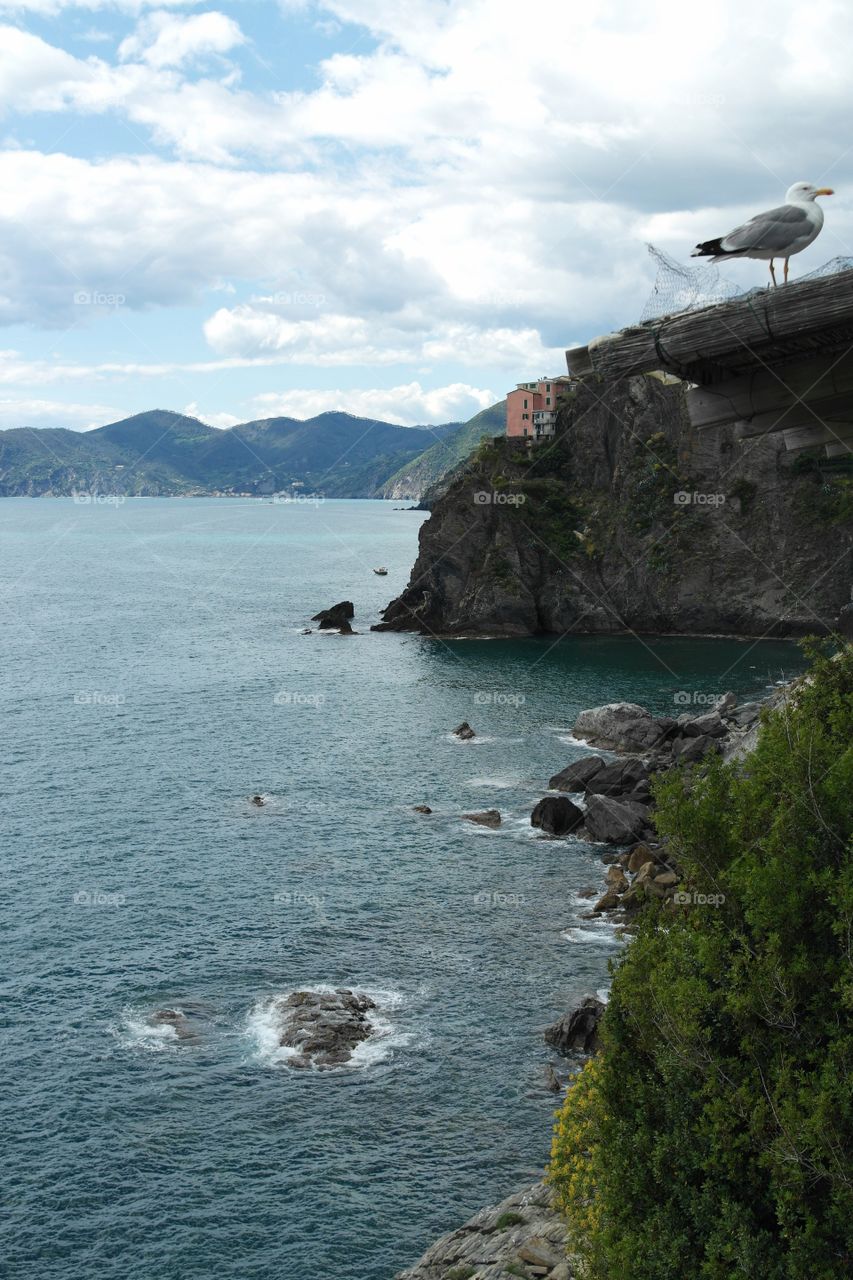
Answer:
[691, 182, 834, 286]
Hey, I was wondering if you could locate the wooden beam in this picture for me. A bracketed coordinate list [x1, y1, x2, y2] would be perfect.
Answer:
[824, 442, 853, 456]
[781, 423, 853, 450]
[686, 348, 853, 429]
[567, 267, 853, 384]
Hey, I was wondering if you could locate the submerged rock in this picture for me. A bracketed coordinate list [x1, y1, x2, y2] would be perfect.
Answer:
[530, 795, 584, 836]
[453, 721, 476, 740]
[412, 804, 432, 814]
[150, 1009, 197, 1041]
[274, 988, 377, 1069]
[462, 809, 501, 828]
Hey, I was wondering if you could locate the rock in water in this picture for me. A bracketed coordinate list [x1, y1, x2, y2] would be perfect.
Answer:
[413, 804, 432, 814]
[548, 756, 605, 792]
[150, 1009, 197, 1041]
[274, 988, 377, 1069]
[530, 796, 584, 836]
[544, 996, 605, 1055]
[573, 703, 673, 752]
[582, 795, 652, 843]
[453, 721, 476, 740]
[311, 601, 355, 632]
[462, 809, 501, 828]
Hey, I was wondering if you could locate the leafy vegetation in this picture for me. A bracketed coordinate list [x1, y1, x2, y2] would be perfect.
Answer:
[550, 644, 853, 1279]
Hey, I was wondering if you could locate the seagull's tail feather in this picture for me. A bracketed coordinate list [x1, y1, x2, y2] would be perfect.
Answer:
[691, 237, 726, 259]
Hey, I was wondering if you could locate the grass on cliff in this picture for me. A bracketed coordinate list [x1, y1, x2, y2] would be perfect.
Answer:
[549, 642, 853, 1280]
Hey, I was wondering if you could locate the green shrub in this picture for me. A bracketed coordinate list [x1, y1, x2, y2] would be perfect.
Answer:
[494, 1211, 525, 1230]
[549, 644, 853, 1279]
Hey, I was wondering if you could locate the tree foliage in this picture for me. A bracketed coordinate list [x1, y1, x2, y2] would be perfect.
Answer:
[550, 644, 853, 1279]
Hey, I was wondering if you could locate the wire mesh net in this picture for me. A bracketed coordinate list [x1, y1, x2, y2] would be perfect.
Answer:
[639, 245, 853, 323]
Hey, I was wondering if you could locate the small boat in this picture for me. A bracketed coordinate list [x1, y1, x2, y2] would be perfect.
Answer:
[373, 566, 388, 575]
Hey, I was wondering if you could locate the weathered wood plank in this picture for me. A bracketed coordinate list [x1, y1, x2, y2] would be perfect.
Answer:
[686, 349, 853, 429]
[781, 423, 853, 450]
[569, 267, 853, 384]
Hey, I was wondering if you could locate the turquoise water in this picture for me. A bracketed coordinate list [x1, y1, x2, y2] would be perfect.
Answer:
[0, 498, 805, 1280]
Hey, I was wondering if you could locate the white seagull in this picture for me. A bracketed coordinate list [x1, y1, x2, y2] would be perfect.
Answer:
[691, 181, 834, 286]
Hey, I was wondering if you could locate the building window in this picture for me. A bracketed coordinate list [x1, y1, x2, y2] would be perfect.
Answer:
[546, 396, 551, 405]
[546, 384, 551, 391]
[523, 427, 528, 436]
[523, 399, 528, 409]
[522, 413, 529, 420]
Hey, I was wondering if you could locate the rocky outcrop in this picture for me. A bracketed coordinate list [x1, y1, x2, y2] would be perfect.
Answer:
[311, 601, 355, 632]
[463, 809, 502, 828]
[374, 375, 851, 637]
[582, 795, 652, 843]
[544, 996, 605, 1056]
[531, 796, 584, 836]
[394, 1181, 572, 1280]
[454, 721, 477, 740]
[273, 989, 376, 1069]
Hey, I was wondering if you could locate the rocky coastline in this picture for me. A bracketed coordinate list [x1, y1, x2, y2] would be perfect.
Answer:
[393, 678, 796, 1280]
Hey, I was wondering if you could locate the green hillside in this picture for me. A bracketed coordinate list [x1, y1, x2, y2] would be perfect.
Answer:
[380, 400, 506, 502]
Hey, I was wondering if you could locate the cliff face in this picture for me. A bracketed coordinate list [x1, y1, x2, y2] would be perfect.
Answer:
[375, 375, 852, 637]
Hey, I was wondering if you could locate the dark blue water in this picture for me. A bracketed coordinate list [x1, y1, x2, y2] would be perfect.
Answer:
[0, 498, 805, 1280]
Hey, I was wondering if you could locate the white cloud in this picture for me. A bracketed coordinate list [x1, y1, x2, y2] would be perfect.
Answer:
[118, 10, 247, 69]
[249, 381, 496, 425]
[182, 400, 240, 427]
[0, 395, 121, 430]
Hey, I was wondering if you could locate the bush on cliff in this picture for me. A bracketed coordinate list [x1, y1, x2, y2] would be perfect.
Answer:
[550, 644, 853, 1279]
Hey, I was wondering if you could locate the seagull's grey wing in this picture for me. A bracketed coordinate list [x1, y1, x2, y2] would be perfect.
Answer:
[720, 203, 812, 253]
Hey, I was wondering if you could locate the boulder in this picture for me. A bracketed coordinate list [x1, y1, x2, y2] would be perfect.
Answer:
[150, 1009, 197, 1041]
[531, 796, 584, 836]
[584, 757, 651, 798]
[593, 889, 621, 913]
[548, 756, 605, 792]
[627, 842, 654, 872]
[671, 734, 721, 765]
[716, 691, 737, 714]
[727, 701, 762, 727]
[413, 804, 432, 814]
[544, 1064, 562, 1093]
[463, 809, 501, 828]
[653, 869, 679, 888]
[544, 995, 605, 1055]
[681, 710, 726, 739]
[311, 601, 355, 631]
[605, 866, 629, 893]
[453, 721, 476, 740]
[275, 988, 376, 1069]
[572, 702, 653, 750]
[582, 795, 652, 844]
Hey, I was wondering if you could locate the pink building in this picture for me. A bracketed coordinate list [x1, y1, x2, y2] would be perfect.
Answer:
[505, 376, 573, 440]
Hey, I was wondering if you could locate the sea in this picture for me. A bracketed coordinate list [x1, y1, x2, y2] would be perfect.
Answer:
[0, 497, 806, 1280]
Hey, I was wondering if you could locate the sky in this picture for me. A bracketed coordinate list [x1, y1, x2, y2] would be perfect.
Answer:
[1, 0, 852, 431]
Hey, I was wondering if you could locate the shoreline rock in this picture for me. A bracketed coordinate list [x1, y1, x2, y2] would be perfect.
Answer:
[273, 988, 377, 1069]
[394, 1181, 571, 1280]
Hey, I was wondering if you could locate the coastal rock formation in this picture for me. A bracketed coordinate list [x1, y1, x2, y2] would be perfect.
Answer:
[463, 809, 502, 828]
[374, 375, 850, 637]
[274, 988, 377, 1069]
[582, 795, 652, 843]
[549, 757, 605, 792]
[453, 721, 476, 739]
[150, 1009, 197, 1040]
[394, 1181, 572, 1280]
[544, 996, 605, 1056]
[531, 796, 584, 836]
[311, 601, 355, 632]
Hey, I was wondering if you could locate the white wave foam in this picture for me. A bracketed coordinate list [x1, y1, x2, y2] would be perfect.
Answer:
[245, 984, 408, 1071]
[466, 776, 518, 789]
[116, 1007, 185, 1052]
[561, 925, 624, 947]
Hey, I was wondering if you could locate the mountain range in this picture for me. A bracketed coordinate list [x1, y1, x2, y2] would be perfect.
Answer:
[0, 403, 506, 500]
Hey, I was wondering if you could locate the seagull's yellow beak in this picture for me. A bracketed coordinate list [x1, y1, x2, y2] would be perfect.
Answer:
[815, 187, 834, 196]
